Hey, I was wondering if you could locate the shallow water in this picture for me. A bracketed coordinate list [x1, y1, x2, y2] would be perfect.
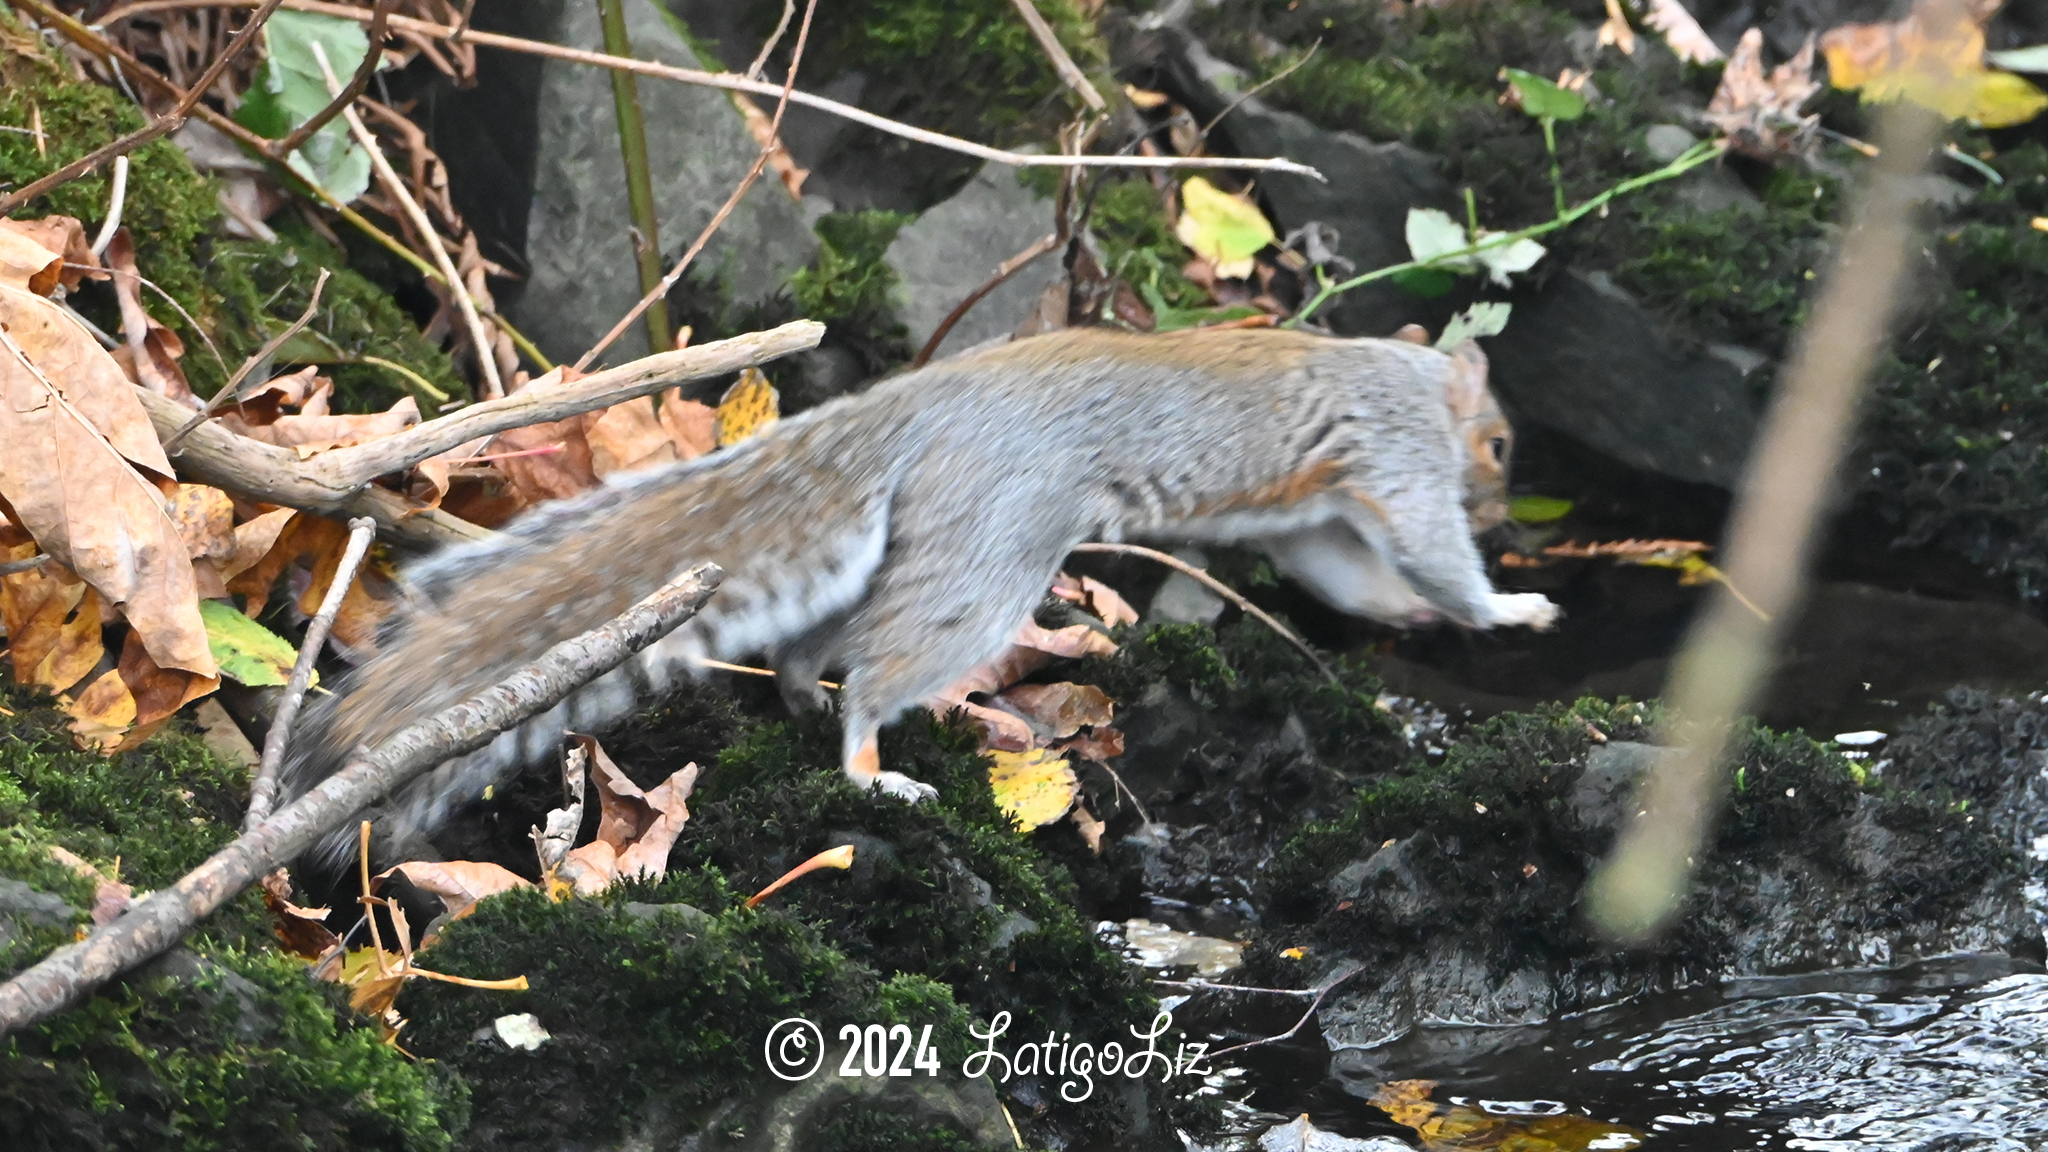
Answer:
[1228, 955, 2048, 1150]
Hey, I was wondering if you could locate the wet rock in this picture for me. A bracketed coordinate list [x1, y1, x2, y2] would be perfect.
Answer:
[885, 165, 1062, 362]
[507, 0, 817, 365]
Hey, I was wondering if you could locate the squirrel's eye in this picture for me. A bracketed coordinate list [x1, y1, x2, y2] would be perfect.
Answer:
[1488, 436, 1508, 462]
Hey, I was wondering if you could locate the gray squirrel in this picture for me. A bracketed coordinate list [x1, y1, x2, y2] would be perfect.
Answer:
[281, 324, 1556, 867]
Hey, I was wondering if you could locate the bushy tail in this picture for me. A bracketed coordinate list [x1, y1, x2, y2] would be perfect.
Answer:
[281, 418, 897, 873]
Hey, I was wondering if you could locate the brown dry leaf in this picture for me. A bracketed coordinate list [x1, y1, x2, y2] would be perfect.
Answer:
[1018, 620, 1118, 660]
[944, 699, 1038, 752]
[1705, 29, 1821, 160]
[489, 413, 602, 506]
[554, 736, 698, 896]
[1057, 725, 1125, 762]
[0, 225, 214, 679]
[730, 92, 810, 199]
[586, 395, 681, 476]
[658, 389, 716, 459]
[165, 484, 236, 598]
[226, 512, 395, 653]
[222, 365, 327, 427]
[0, 546, 103, 693]
[224, 392, 422, 458]
[714, 367, 779, 447]
[1070, 803, 1106, 854]
[46, 845, 132, 926]
[1820, 0, 2046, 127]
[1641, 0, 1724, 64]
[1597, 0, 1635, 55]
[104, 230, 196, 405]
[65, 626, 219, 752]
[926, 617, 1120, 750]
[0, 217, 103, 294]
[261, 869, 341, 960]
[375, 860, 533, 923]
[995, 681, 1115, 740]
[1052, 573, 1139, 627]
[1369, 1078, 1644, 1151]
[220, 507, 296, 585]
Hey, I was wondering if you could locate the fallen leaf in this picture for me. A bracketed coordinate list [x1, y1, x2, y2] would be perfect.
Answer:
[66, 626, 219, 751]
[1056, 725, 1125, 762]
[0, 226, 214, 678]
[987, 747, 1079, 829]
[730, 92, 809, 199]
[1370, 1078, 1644, 1151]
[1597, 0, 1635, 55]
[586, 395, 680, 475]
[1705, 29, 1822, 159]
[261, 869, 341, 960]
[494, 1013, 552, 1050]
[200, 598, 306, 687]
[222, 392, 421, 457]
[1641, 0, 1724, 64]
[165, 484, 237, 597]
[221, 365, 327, 427]
[228, 512, 394, 653]
[995, 681, 1115, 740]
[1821, 0, 2047, 127]
[489, 413, 602, 506]
[1052, 572, 1139, 627]
[375, 860, 533, 922]
[0, 547, 103, 692]
[715, 367, 779, 447]
[221, 507, 297, 585]
[0, 218, 103, 294]
[104, 230, 195, 405]
[553, 736, 697, 896]
[1174, 176, 1276, 279]
[1070, 804, 1106, 854]
[657, 389, 717, 459]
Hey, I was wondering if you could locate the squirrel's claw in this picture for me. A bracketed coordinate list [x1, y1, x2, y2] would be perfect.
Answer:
[869, 771, 940, 803]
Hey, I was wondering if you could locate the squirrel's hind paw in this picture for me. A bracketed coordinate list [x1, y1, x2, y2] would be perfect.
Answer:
[869, 771, 940, 803]
[1484, 592, 1561, 631]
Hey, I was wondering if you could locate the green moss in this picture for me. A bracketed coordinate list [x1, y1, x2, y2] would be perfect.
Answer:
[790, 209, 914, 327]
[1090, 178, 1203, 311]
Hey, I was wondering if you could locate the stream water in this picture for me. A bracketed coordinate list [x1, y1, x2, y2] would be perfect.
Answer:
[1223, 955, 2048, 1150]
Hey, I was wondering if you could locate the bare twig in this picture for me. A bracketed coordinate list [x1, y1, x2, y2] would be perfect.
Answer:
[1070, 542, 1339, 684]
[269, 0, 394, 160]
[164, 267, 330, 453]
[1586, 102, 1942, 942]
[87, 156, 129, 256]
[911, 231, 1061, 368]
[745, 0, 795, 80]
[1006, 0, 1104, 112]
[94, 0, 1326, 182]
[1200, 40, 1319, 139]
[244, 516, 376, 831]
[308, 40, 503, 399]
[1203, 962, 1363, 1059]
[0, 0, 285, 215]
[576, 0, 820, 370]
[0, 566, 724, 1037]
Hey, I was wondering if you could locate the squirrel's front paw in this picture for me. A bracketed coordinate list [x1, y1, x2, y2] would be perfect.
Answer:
[1485, 592, 1560, 631]
[869, 771, 940, 803]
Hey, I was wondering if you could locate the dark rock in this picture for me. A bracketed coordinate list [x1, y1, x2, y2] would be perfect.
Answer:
[0, 878, 77, 927]
[1570, 740, 1680, 836]
[884, 165, 1062, 361]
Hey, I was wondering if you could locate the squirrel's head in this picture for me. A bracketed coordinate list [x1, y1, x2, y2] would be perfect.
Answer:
[1394, 325, 1513, 531]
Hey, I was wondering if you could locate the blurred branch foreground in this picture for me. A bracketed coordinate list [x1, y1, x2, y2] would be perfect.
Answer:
[1589, 98, 1946, 940]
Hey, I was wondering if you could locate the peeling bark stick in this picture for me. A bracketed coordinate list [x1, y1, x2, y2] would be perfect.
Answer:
[0, 566, 724, 1038]
[137, 321, 824, 546]
[244, 516, 376, 831]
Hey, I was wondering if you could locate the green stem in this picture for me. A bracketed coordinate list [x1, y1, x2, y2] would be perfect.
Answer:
[596, 0, 673, 356]
[1288, 141, 1722, 328]
[1543, 115, 1564, 218]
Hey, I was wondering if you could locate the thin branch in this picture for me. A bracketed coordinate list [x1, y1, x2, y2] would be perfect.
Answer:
[269, 0, 394, 159]
[309, 40, 503, 399]
[1070, 542, 1338, 684]
[245, 516, 375, 830]
[164, 267, 330, 453]
[0, 0, 285, 215]
[1203, 962, 1364, 1059]
[87, 156, 129, 256]
[1200, 40, 1318, 139]
[93, 0, 1326, 182]
[911, 231, 1061, 368]
[0, 566, 724, 1037]
[745, 0, 794, 80]
[576, 0, 819, 370]
[1007, 0, 1104, 112]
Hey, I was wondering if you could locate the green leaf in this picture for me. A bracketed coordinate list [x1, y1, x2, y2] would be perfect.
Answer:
[1436, 302, 1513, 348]
[232, 10, 374, 203]
[1392, 267, 1457, 297]
[200, 599, 308, 688]
[1173, 176, 1276, 279]
[1508, 495, 1574, 524]
[1404, 208, 1546, 287]
[1501, 67, 1586, 122]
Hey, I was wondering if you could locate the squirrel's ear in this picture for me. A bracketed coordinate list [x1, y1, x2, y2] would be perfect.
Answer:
[1442, 340, 1492, 420]
[1391, 323, 1431, 345]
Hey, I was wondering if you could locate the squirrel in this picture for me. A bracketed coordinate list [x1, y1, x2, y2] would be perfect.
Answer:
[281, 324, 1557, 869]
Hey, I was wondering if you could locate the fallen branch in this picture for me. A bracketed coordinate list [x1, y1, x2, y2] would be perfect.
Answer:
[0, 565, 724, 1038]
[244, 516, 376, 830]
[96, 0, 1326, 181]
[0, 0, 285, 215]
[1069, 542, 1339, 684]
[1007, 0, 1105, 113]
[137, 321, 824, 545]
[1202, 961, 1363, 1059]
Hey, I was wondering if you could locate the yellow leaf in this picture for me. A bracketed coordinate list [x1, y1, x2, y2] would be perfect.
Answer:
[987, 748, 1079, 830]
[1820, 0, 2048, 127]
[1173, 176, 1275, 280]
[715, 368, 780, 447]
